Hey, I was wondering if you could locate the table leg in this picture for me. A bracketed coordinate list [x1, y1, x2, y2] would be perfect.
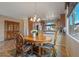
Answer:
[30, 43, 34, 55]
[38, 46, 41, 56]
[38, 43, 43, 56]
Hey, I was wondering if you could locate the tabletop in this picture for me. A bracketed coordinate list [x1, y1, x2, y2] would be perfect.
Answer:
[23, 34, 52, 43]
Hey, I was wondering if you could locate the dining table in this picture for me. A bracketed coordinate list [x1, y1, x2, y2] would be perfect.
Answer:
[23, 32, 52, 56]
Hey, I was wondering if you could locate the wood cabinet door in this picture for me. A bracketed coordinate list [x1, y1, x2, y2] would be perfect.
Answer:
[4, 21, 20, 40]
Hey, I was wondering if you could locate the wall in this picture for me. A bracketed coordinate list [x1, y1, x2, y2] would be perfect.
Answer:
[21, 18, 29, 36]
[0, 15, 23, 41]
[24, 18, 29, 36]
[19, 19, 24, 35]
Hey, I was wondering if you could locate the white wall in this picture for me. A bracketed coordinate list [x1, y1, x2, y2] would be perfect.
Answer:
[20, 18, 29, 36]
[24, 19, 29, 36]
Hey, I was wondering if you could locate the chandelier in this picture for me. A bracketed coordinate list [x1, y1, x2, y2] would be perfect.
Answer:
[30, 15, 41, 22]
[30, 3, 41, 22]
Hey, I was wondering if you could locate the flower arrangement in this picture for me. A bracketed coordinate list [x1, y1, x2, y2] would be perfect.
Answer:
[31, 29, 38, 34]
[31, 29, 38, 37]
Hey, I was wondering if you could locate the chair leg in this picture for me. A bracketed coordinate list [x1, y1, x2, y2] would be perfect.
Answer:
[52, 48, 56, 57]
[50, 49, 53, 57]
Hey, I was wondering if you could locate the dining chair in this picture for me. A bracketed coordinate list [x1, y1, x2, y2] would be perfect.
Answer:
[32, 32, 45, 56]
[40, 31, 58, 57]
[33, 42, 42, 56]
[15, 32, 32, 57]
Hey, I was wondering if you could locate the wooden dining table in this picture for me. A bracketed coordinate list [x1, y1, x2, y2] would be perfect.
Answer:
[23, 33, 52, 56]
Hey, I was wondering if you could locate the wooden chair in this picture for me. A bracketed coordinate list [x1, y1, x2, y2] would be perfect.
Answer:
[40, 31, 58, 57]
[15, 32, 32, 56]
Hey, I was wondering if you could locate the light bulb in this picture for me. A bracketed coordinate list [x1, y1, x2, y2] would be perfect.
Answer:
[37, 18, 40, 22]
[34, 15, 36, 20]
[30, 18, 33, 21]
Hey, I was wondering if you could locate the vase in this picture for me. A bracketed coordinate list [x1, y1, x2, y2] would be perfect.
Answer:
[33, 33, 36, 38]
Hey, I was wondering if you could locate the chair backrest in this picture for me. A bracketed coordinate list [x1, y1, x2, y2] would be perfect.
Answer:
[15, 32, 24, 56]
[16, 32, 23, 44]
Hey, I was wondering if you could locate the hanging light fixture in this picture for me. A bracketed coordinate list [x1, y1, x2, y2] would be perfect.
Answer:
[30, 3, 41, 22]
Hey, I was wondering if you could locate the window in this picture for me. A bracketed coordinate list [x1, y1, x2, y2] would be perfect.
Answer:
[68, 3, 79, 40]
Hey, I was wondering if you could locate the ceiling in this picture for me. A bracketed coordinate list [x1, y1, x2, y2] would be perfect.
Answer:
[0, 2, 65, 20]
